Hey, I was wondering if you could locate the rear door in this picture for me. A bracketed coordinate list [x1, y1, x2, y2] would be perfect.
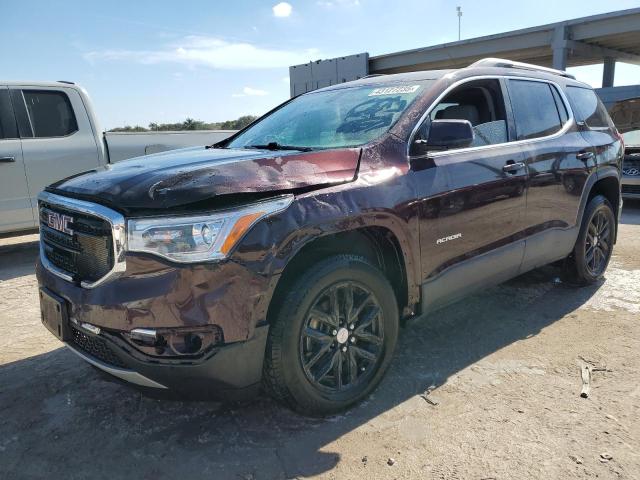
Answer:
[508, 78, 594, 271]
[9, 86, 100, 220]
[0, 87, 33, 233]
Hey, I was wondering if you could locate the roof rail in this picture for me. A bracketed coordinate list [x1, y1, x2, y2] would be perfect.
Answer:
[469, 58, 576, 80]
[57, 80, 75, 85]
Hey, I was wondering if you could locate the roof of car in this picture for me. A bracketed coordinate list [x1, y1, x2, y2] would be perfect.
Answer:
[317, 70, 453, 92]
[312, 58, 592, 94]
[2, 80, 79, 88]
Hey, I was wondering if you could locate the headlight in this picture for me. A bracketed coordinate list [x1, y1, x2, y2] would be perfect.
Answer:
[127, 195, 293, 262]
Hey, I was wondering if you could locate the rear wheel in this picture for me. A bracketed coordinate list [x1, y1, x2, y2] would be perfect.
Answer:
[263, 255, 398, 415]
[564, 195, 615, 285]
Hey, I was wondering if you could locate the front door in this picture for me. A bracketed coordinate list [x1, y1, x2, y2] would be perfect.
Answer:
[0, 87, 33, 234]
[412, 78, 528, 311]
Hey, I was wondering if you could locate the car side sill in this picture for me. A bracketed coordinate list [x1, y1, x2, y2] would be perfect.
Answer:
[421, 240, 525, 314]
[65, 343, 168, 389]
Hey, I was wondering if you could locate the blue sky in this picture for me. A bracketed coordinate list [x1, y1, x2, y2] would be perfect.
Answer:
[3, 0, 639, 129]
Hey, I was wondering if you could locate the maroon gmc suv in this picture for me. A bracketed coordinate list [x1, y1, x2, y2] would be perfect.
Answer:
[37, 58, 623, 415]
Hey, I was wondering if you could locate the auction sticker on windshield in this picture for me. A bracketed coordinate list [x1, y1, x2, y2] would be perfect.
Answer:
[369, 85, 421, 96]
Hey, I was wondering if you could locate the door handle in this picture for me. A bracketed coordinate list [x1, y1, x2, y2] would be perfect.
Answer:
[502, 161, 525, 173]
[576, 151, 594, 161]
[0, 156, 15, 163]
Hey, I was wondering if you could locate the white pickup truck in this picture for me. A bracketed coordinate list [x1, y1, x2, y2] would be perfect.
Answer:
[0, 81, 236, 234]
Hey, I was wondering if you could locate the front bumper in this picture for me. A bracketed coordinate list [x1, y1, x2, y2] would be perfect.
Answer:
[63, 323, 269, 397]
[36, 252, 277, 397]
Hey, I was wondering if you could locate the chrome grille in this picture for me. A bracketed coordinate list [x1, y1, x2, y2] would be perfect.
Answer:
[39, 203, 113, 283]
[38, 192, 127, 288]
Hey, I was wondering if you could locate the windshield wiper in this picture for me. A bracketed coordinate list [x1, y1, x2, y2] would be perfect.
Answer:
[246, 142, 313, 152]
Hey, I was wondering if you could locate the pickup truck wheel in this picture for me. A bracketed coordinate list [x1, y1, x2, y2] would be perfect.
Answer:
[564, 195, 615, 285]
[263, 255, 398, 416]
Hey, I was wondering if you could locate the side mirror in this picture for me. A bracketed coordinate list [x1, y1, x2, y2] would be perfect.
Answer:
[411, 119, 474, 156]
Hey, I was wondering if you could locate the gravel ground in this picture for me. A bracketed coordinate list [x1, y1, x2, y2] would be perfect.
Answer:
[1, 203, 639, 480]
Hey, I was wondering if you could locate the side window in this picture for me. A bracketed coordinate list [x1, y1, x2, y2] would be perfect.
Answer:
[509, 80, 562, 140]
[427, 78, 509, 147]
[0, 89, 18, 140]
[22, 90, 78, 138]
[566, 86, 613, 129]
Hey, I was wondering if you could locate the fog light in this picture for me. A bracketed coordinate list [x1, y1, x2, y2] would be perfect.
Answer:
[124, 325, 223, 357]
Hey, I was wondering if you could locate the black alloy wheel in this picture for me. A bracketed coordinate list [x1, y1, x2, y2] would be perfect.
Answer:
[263, 255, 398, 416]
[564, 194, 615, 285]
[584, 209, 612, 277]
[299, 281, 384, 393]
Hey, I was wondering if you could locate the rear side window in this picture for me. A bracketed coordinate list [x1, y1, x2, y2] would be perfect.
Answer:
[566, 86, 612, 129]
[0, 89, 18, 140]
[22, 90, 78, 138]
[508, 80, 562, 140]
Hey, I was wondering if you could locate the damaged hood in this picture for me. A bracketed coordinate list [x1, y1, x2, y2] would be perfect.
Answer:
[49, 146, 361, 211]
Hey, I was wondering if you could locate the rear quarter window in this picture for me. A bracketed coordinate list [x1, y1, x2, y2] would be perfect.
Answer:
[508, 80, 562, 140]
[566, 86, 613, 129]
[22, 90, 78, 138]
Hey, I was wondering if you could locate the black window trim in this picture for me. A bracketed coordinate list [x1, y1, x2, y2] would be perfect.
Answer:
[13, 88, 79, 140]
[407, 74, 575, 159]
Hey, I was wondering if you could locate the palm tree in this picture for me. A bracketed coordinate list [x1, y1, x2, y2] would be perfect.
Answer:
[183, 118, 197, 130]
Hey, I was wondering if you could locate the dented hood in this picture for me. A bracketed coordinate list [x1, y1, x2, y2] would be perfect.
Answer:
[48, 146, 360, 211]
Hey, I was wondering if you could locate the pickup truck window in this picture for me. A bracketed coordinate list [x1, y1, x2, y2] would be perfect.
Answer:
[22, 90, 78, 138]
[509, 80, 562, 140]
[227, 82, 432, 150]
[0, 90, 18, 140]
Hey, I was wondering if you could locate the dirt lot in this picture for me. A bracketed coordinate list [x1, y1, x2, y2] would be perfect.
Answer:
[1, 203, 639, 480]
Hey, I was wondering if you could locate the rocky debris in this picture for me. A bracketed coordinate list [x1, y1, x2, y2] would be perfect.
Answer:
[599, 453, 613, 463]
[569, 455, 583, 465]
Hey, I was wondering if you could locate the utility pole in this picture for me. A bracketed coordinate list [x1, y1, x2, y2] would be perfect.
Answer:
[457, 6, 462, 41]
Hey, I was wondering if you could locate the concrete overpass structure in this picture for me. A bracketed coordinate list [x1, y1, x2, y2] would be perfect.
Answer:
[289, 8, 640, 98]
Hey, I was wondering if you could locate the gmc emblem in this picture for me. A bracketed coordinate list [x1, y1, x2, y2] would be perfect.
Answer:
[47, 212, 74, 235]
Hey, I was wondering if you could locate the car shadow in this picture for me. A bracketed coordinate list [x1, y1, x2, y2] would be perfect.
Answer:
[620, 199, 640, 225]
[0, 262, 605, 479]
[0, 241, 39, 281]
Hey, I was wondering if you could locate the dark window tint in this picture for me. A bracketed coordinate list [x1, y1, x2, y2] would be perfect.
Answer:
[509, 80, 562, 140]
[22, 90, 78, 138]
[566, 86, 612, 129]
[0, 89, 18, 139]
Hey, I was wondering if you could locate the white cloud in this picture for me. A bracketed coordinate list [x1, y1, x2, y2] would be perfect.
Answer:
[84, 35, 320, 70]
[232, 86, 269, 97]
[272, 2, 293, 17]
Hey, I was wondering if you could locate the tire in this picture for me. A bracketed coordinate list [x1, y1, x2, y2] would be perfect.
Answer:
[564, 195, 615, 285]
[263, 255, 399, 416]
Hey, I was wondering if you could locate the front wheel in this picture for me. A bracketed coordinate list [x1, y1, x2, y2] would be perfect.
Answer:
[564, 195, 615, 285]
[263, 255, 399, 416]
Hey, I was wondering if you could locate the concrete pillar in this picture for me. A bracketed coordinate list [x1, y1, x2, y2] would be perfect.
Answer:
[602, 57, 616, 88]
[552, 25, 568, 71]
